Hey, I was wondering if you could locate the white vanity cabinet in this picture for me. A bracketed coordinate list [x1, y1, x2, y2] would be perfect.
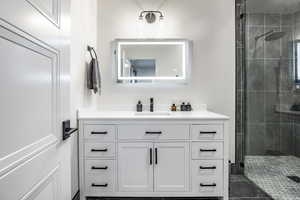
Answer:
[153, 142, 189, 192]
[78, 111, 229, 200]
[118, 142, 154, 192]
[117, 142, 189, 193]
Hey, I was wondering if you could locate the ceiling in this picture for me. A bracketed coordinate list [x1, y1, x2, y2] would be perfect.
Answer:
[247, 0, 300, 14]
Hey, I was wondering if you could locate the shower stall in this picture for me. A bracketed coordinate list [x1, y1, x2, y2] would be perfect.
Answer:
[236, 0, 300, 199]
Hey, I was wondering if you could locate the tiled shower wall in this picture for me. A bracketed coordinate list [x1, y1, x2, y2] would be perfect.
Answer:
[245, 11, 300, 156]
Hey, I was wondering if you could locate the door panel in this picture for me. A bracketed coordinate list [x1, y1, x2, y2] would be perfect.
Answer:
[0, 0, 71, 199]
[33, 178, 57, 200]
[154, 143, 189, 192]
[0, 23, 57, 158]
[26, 0, 60, 26]
[118, 143, 154, 192]
[0, 142, 59, 199]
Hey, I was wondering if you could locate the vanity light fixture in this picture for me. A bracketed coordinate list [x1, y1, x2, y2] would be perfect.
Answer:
[139, 11, 164, 24]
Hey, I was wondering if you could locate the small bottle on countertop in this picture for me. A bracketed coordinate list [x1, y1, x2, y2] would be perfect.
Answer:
[171, 104, 177, 111]
[136, 101, 143, 112]
[186, 102, 192, 111]
[180, 102, 186, 111]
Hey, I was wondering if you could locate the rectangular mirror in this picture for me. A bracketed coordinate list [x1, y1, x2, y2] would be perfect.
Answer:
[114, 39, 191, 84]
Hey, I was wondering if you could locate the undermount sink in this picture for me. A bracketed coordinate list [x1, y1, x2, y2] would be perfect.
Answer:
[134, 111, 171, 116]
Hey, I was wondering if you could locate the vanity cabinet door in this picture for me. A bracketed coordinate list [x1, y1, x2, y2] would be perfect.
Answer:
[154, 143, 189, 192]
[118, 143, 154, 192]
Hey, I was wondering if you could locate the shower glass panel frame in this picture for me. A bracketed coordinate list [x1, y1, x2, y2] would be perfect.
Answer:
[236, 0, 300, 198]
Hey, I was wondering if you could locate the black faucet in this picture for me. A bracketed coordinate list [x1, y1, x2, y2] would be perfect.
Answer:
[150, 97, 154, 112]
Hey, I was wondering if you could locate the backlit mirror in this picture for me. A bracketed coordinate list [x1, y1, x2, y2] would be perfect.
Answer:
[114, 39, 191, 84]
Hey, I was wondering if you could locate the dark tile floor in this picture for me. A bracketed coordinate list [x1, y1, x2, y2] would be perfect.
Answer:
[81, 175, 272, 200]
[229, 175, 272, 200]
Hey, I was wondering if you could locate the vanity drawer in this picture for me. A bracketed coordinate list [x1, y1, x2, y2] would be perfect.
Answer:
[192, 160, 223, 196]
[85, 142, 115, 158]
[192, 160, 223, 178]
[192, 142, 223, 159]
[118, 124, 189, 140]
[85, 174, 114, 194]
[192, 177, 222, 196]
[85, 160, 114, 175]
[191, 124, 223, 140]
[84, 124, 116, 141]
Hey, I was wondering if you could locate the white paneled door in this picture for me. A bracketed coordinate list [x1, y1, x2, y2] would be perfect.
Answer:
[0, 0, 71, 199]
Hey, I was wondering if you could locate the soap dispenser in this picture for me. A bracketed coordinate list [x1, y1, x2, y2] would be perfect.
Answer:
[136, 101, 143, 112]
[171, 104, 177, 111]
[180, 102, 186, 111]
[186, 103, 192, 111]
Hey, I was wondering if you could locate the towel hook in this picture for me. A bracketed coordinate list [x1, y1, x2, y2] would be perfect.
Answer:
[87, 45, 98, 60]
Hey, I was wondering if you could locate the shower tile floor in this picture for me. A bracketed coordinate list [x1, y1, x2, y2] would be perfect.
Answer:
[245, 156, 300, 200]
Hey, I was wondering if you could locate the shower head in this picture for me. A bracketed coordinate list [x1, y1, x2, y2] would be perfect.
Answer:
[255, 30, 286, 41]
[265, 31, 286, 41]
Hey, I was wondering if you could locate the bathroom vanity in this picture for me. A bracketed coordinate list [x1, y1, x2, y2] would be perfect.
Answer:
[78, 111, 229, 200]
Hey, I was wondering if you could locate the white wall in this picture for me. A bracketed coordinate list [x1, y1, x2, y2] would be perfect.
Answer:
[70, 0, 98, 197]
[93, 0, 236, 161]
[71, 0, 99, 122]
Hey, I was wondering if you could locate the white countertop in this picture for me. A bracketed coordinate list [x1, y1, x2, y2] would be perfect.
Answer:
[78, 110, 229, 120]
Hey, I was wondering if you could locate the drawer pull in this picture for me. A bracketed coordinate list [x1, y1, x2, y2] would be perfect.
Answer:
[155, 148, 158, 165]
[200, 183, 216, 187]
[200, 131, 217, 134]
[145, 131, 162, 134]
[91, 183, 108, 187]
[200, 149, 217, 152]
[150, 148, 153, 165]
[91, 148, 108, 152]
[91, 131, 108, 135]
[200, 166, 216, 170]
[91, 166, 108, 170]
